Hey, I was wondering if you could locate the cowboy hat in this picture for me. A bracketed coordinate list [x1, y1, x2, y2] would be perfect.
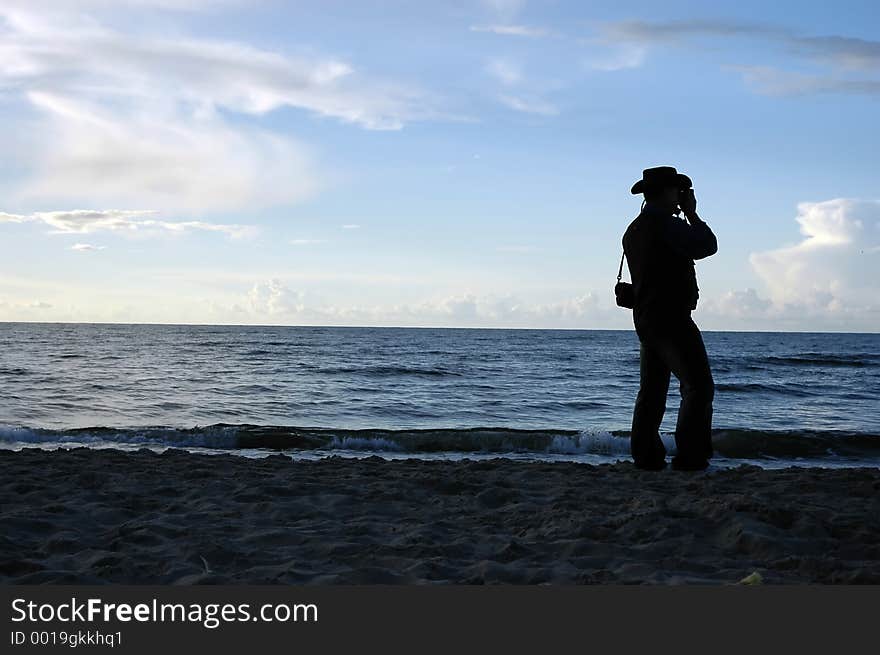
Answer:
[630, 166, 692, 195]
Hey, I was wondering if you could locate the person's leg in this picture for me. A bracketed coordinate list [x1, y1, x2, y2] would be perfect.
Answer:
[630, 339, 671, 470]
[653, 318, 714, 469]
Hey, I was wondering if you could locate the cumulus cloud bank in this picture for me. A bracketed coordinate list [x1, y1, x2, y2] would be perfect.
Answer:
[749, 199, 879, 315]
[698, 199, 879, 331]
[239, 280, 604, 328]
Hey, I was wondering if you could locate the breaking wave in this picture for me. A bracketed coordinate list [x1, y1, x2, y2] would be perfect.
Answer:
[1, 424, 879, 463]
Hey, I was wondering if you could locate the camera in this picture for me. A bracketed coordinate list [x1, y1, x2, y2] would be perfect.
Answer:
[678, 186, 694, 209]
[615, 281, 634, 309]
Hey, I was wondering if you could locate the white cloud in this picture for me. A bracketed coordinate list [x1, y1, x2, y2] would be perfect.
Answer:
[470, 24, 551, 38]
[247, 279, 304, 315]
[684, 199, 880, 331]
[485, 58, 559, 115]
[0, 208, 254, 238]
[586, 44, 647, 71]
[712, 288, 772, 318]
[588, 20, 880, 96]
[486, 58, 523, 86]
[341, 224, 361, 230]
[0, 8, 436, 129]
[1, 0, 244, 10]
[71, 243, 106, 251]
[234, 282, 605, 327]
[584, 20, 772, 72]
[748, 199, 880, 322]
[696, 289, 774, 329]
[0, 299, 59, 324]
[498, 94, 558, 116]
[597, 19, 780, 44]
[15, 91, 318, 213]
[0, 3, 443, 213]
[789, 34, 880, 71]
[731, 66, 880, 96]
[403, 291, 602, 326]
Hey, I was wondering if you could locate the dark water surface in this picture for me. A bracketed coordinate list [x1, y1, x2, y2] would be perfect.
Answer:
[1, 323, 877, 467]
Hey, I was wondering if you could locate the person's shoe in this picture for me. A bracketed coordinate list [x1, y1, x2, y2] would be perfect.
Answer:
[671, 456, 709, 471]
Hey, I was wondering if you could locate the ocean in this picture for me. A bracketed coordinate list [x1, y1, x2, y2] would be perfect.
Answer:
[1, 323, 878, 468]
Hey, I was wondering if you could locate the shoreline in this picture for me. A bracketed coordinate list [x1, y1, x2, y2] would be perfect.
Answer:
[2, 444, 876, 472]
[2, 448, 879, 584]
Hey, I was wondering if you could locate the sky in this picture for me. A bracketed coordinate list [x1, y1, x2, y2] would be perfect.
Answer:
[0, 0, 878, 331]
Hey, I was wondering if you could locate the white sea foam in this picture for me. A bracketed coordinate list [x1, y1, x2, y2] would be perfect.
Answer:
[547, 431, 631, 455]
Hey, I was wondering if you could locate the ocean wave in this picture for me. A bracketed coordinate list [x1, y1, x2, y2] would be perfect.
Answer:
[1, 424, 878, 462]
[319, 365, 463, 378]
[760, 353, 877, 368]
[715, 382, 815, 397]
[0, 367, 30, 376]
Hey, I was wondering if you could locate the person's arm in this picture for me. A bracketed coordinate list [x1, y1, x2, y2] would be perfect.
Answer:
[665, 190, 718, 260]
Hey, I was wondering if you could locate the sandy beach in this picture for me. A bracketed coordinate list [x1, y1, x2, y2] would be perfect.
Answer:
[1, 448, 879, 584]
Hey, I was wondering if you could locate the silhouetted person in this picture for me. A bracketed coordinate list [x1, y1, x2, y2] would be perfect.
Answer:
[623, 167, 717, 471]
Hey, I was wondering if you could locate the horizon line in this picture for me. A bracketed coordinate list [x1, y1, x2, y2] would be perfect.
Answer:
[0, 320, 877, 335]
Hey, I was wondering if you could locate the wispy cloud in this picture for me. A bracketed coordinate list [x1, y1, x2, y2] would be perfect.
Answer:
[485, 58, 559, 115]
[604, 19, 880, 70]
[341, 224, 361, 230]
[70, 243, 106, 252]
[0, 3, 446, 213]
[587, 44, 648, 72]
[497, 94, 558, 115]
[3, 0, 248, 10]
[732, 66, 880, 96]
[470, 24, 552, 38]
[486, 58, 523, 86]
[597, 19, 784, 44]
[0, 209, 254, 238]
[588, 19, 880, 95]
[788, 34, 880, 70]
[0, 5, 434, 130]
[17, 91, 318, 213]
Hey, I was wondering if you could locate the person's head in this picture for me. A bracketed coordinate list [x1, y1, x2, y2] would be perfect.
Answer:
[631, 166, 691, 213]
[642, 183, 680, 212]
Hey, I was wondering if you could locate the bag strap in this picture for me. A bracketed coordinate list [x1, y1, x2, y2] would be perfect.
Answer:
[617, 250, 626, 283]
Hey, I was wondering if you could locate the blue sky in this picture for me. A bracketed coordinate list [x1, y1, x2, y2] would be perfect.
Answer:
[0, 0, 878, 331]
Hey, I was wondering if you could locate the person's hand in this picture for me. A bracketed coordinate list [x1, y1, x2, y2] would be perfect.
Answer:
[679, 188, 697, 218]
